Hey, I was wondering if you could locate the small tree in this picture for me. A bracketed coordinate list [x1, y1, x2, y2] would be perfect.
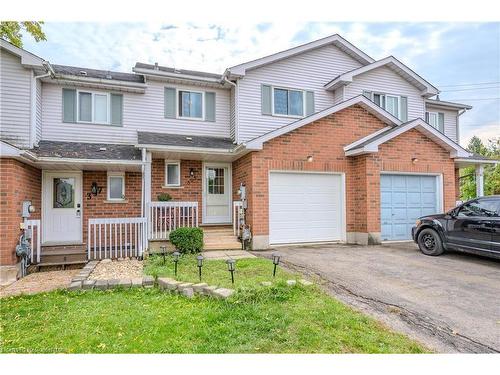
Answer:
[0, 21, 46, 47]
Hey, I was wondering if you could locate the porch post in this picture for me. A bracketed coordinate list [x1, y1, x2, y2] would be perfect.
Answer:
[144, 150, 152, 206]
[475, 164, 484, 197]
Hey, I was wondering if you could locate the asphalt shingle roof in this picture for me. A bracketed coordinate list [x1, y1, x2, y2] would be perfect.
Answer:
[31, 141, 142, 160]
[137, 131, 235, 150]
[52, 64, 144, 83]
[135, 62, 222, 80]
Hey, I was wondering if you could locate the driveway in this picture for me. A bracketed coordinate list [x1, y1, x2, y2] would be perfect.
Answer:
[254, 242, 500, 353]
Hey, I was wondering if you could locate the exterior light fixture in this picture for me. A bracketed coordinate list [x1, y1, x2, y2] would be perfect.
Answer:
[189, 168, 195, 178]
[173, 251, 180, 277]
[197, 255, 204, 282]
[306, 155, 313, 162]
[412, 157, 419, 163]
[90, 182, 102, 196]
[272, 252, 282, 277]
[226, 258, 236, 284]
[160, 245, 167, 264]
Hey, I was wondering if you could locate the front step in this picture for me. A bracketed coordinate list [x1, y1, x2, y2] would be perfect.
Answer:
[202, 226, 241, 251]
[40, 245, 87, 264]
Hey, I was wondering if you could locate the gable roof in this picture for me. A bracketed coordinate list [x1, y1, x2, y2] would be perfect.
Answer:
[324, 56, 439, 97]
[226, 34, 374, 78]
[0, 38, 46, 68]
[344, 118, 471, 158]
[245, 95, 402, 150]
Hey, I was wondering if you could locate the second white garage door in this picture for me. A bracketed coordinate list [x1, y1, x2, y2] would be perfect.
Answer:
[269, 172, 344, 244]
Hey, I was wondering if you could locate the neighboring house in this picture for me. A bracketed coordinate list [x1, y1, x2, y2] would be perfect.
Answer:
[0, 35, 495, 284]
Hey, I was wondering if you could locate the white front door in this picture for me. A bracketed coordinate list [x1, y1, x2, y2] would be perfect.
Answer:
[42, 172, 83, 244]
[203, 163, 231, 224]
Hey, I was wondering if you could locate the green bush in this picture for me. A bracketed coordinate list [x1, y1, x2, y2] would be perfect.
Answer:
[157, 192, 172, 201]
[169, 227, 204, 254]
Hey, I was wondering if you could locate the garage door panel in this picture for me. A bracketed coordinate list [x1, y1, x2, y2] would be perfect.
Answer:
[269, 172, 343, 244]
[381, 174, 438, 241]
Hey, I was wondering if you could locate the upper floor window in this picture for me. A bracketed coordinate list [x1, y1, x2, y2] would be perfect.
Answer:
[78, 91, 110, 124]
[363, 91, 407, 121]
[425, 111, 444, 132]
[179, 91, 203, 119]
[273, 88, 304, 117]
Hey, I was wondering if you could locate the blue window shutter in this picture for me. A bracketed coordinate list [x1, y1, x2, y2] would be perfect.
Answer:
[400, 96, 408, 122]
[362, 90, 372, 100]
[438, 112, 445, 133]
[305, 91, 315, 116]
[261, 85, 272, 115]
[205, 92, 216, 122]
[110, 94, 123, 126]
[164, 87, 176, 118]
[62, 88, 76, 123]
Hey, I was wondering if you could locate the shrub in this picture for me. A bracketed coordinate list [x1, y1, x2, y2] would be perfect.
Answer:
[157, 192, 172, 201]
[169, 227, 204, 254]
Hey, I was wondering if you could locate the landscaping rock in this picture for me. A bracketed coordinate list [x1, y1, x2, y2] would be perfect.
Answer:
[182, 287, 195, 299]
[82, 280, 96, 290]
[142, 276, 155, 288]
[157, 277, 174, 290]
[68, 281, 82, 291]
[212, 288, 235, 299]
[192, 283, 208, 293]
[118, 279, 131, 288]
[94, 280, 108, 290]
[131, 278, 143, 288]
[286, 280, 297, 286]
[202, 285, 218, 296]
[177, 283, 194, 293]
[165, 280, 182, 291]
[71, 276, 86, 282]
[260, 281, 272, 287]
[108, 279, 120, 288]
[299, 279, 313, 286]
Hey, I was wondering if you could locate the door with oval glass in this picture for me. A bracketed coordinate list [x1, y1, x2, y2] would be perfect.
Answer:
[203, 163, 231, 224]
[42, 171, 82, 244]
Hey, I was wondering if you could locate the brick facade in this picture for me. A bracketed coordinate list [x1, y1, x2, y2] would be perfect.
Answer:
[0, 159, 41, 267]
[232, 105, 457, 247]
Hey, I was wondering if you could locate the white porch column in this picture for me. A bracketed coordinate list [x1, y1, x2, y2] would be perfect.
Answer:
[475, 164, 484, 197]
[144, 150, 152, 205]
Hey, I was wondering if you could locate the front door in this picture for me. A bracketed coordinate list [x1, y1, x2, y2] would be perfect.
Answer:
[203, 164, 231, 224]
[42, 172, 82, 244]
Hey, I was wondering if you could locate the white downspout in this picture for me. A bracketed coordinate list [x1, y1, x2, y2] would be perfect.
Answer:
[30, 70, 50, 148]
[223, 76, 239, 144]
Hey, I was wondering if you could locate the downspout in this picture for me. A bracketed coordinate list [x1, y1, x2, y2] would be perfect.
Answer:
[456, 108, 468, 145]
[30, 68, 51, 148]
[141, 148, 146, 218]
[223, 75, 239, 144]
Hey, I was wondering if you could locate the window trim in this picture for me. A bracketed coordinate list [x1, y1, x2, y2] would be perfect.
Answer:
[107, 172, 125, 201]
[426, 111, 440, 129]
[76, 90, 111, 125]
[165, 160, 181, 187]
[370, 92, 401, 119]
[177, 89, 205, 121]
[271, 86, 306, 119]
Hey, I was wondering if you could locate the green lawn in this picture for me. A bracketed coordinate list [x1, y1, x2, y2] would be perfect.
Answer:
[0, 255, 427, 354]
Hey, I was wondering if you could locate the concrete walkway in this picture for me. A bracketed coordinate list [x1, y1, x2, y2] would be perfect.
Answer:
[202, 250, 255, 260]
[0, 269, 79, 298]
[254, 242, 500, 353]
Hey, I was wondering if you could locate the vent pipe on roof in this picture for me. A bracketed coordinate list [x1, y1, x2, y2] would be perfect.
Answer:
[154, 62, 159, 70]
[79, 70, 87, 76]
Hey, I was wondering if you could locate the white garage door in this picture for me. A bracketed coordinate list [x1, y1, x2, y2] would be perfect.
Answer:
[269, 172, 344, 244]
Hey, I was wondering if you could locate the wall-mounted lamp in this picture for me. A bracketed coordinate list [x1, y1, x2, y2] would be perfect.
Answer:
[91, 182, 102, 196]
[306, 155, 314, 162]
[189, 168, 195, 178]
[411, 157, 419, 164]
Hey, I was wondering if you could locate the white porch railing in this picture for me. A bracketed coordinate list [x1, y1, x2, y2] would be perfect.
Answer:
[88, 217, 147, 260]
[233, 201, 243, 237]
[148, 201, 198, 240]
[25, 219, 41, 264]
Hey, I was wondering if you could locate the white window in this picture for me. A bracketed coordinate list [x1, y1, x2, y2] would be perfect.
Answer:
[427, 111, 439, 128]
[373, 93, 400, 118]
[77, 90, 110, 124]
[107, 172, 125, 200]
[165, 161, 181, 187]
[272, 87, 304, 117]
[178, 91, 203, 119]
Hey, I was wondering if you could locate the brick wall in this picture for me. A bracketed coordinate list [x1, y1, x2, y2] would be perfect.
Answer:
[232, 105, 456, 241]
[0, 159, 41, 266]
[151, 159, 203, 222]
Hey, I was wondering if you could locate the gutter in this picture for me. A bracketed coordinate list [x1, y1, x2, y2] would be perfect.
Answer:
[52, 74, 147, 92]
[133, 67, 223, 85]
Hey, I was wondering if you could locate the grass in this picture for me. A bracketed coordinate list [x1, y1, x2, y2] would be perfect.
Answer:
[0, 255, 427, 354]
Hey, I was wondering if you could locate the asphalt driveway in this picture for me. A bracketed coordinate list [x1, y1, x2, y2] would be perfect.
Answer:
[254, 242, 500, 353]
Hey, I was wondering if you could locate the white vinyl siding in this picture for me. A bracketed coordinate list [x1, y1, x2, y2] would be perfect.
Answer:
[425, 105, 460, 142]
[333, 87, 344, 104]
[343, 66, 425, 121]
[237, 44, 362, 142]
[0, 50, 32, 148]
[41, 80, 230, 144]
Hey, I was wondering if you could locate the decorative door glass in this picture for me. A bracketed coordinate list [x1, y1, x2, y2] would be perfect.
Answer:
[207, 168, 225, 194]
[53, 178, 75, 208]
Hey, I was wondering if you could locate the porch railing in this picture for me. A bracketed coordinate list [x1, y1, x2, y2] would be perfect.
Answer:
[88, 217, 147, 260]
[233, 201, 243, 237]
[148, 201, 199, 240]
[25, 219, 41, 264]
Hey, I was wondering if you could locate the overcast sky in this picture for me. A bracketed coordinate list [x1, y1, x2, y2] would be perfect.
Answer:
[21, 22, 500, 147]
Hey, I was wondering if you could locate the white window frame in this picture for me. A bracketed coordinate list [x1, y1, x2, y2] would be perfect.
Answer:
[107, 172, 125, 201]
[271, 86, 306, 118]
[177, 90, 205, 121]
[426, 111, 439, 129]
[165, 160, 181, 187]
[76, 90, 111, 125]
[371, 92, 401, 119]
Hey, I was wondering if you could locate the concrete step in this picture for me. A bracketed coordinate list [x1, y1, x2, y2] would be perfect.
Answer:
[204, 235, 240, 243]
[204, 242, 242, 250]
[40, 245, 87, 264]
[35, 260, 87, 270]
